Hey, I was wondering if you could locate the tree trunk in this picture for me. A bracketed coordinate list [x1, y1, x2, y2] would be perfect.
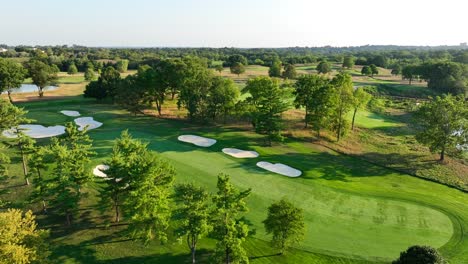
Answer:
[66, 212, 71, 226]
[115, 204, 120, 223]
[7, 91, 13, 103]
[42, 200, 47, 213]
[304, 108, 308, 128]
[38, 87, 44, 97]
[440, 148, 445, 161]
[351, 108, 357, 130]
[20, 147, 29, 185]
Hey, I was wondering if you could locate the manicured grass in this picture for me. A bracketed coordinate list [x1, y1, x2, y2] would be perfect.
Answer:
[349, 109, 403, 129]
[2, 99, 467, 263]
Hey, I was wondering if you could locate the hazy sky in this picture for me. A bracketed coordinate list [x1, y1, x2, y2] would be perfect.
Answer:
[1, 0, 466, 47]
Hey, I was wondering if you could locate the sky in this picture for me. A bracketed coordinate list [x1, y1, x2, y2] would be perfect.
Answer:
[1, 0, 467, 47]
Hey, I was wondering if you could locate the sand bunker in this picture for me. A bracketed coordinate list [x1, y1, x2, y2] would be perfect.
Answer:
[178, 135, 216, 147]
[222, 148, 259, 158]
[74, 117, 103, 131]
[93, 164, 109, 178]
[60, 110, 81, 117]
[2, 124, 66, 139]
[256, 161, 302, 177]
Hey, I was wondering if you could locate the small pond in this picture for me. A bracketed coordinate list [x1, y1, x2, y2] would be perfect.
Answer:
[2, 84, 58, 94]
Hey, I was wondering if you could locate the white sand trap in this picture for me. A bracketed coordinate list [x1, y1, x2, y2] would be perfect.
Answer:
[93, 164, 109, 178]
[60, 110, 81, 117]
[74, 117, 103, 131]
[256, 161, 302, 177]
[222, 148, 259, 158]
[178, 135, 216, 147]
[2, 124, 66, 139]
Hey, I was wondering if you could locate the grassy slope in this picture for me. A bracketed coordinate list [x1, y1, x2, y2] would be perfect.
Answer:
[2, 99, 467, 263]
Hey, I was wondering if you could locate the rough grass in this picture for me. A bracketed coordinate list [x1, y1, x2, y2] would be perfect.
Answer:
[1, 98, 467, 263]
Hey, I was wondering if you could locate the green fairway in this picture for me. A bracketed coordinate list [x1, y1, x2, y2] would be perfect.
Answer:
[4, 99, 468, 263]
[350, 110, 403, 129]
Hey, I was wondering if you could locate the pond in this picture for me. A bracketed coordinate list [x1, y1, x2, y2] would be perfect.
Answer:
[2, 84, 58, 94]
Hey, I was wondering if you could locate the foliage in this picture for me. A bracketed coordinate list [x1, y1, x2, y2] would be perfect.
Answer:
[370, 64, 379, 76]
[211, 174, 251, 264]
[67, 63, 78, 75]
[268, 60, 282, 77]
[351, 87, 372, 130]
[224, 55, 248, 67]
[174, 183, 211, 264]
[361, 66, 372, 76]
[84, 66, 121, 100]
[316, 61, 331, 74]
[0, 209, 50, 264]
[230, 62, 245, 76]
[26, 60, 58, 97]
[115, 59, 129, 73]
[294, 74, 334, 136]
[392, 245, 446, 264]
[282, 64, 297, 79]
[263, 198, 305, 254]
[342, 56, 355, 69]
[330, 73, 354, 141]
[414, 94, 467, 161]
[207, 77, 239, 121]
[0, 99, 30, 131]
[423, 62, 467, 95]
[243, 76, 289, 145]
[0, 58, 26, 102]
[84, 68, 96, 81]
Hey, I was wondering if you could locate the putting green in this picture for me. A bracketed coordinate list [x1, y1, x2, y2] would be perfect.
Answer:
[17, 100, 466, 262]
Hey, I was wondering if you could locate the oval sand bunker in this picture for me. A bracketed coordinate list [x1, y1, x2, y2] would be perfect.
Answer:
[60, 110, 81, 117]
[178, 135, 216, 147]
[222, 148, 259, 158]
[74, 117, 103, 131]
[256, 161, 302, 177]
[2, 124, 66, 139]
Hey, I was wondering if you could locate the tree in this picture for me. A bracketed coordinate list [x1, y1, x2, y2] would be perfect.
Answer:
[14, 132, 36, 185]
[211, 174, 251, 264]
[423, 62, 467, 95]
[361, 66, 372, 76]
[0, 209, 50, 264]
[414, 95, 467, 161]
[215, 64, 224, 73]
[174, 183, 211, 264]
[115, 74, 148, 115]
[243, 77, 289, 145]
[294, 74, 333, 135]
[67, 63, 78, 75]
[230, 62, 245, 76]
[225, 55, 248, 67]
[330, 73, 354, 141]
[391, 65, 402, 76]
[178, 57, 213, 120]
[0, 99, 30, 132]
[84, 66, 121, 100]
[370, 64, 379, 76]
[263, 198, 305, 254]
[0, 58, 26, 103]
[26, 60, 58, 97]
[316, 61, 331, 74]
[282, 64, 297, 79]
[84, 68, 96, 81]
[207, 77, 239, 122]
[115, 59, 129, 73]
[392, 245, 446, 264]
[268, 60, 282, 77]
[28, 146, 49, 213]
[342, 56, 355, 69]
[351, 87, 372, 130]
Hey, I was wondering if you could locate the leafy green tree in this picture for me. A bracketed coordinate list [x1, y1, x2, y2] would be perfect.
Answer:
[342, 56, 355, 69]
[211, 174, 251, 264]
[370, 64, 379, 76]
[414, 95, 467, 161]
[178, 57, 213, 120]
[330, 73, 354, 141]
[115, 74, 148, 115]
[84, 68, 96, 81]
[67, 63, 78, 75]
[207, 77, 239, 122]
[0, 58, 26, 103]
[0, 209, 50, 264]
[215, 64, 224, 73]
[294, 74, 332, 130]
[392, 245, 446, 264]
[351, 87, 372, 130]
[263, 198, 305, 254]
[14, 132, 36, 185]
[268, 60, 282, 77]
[0, 99, 30, 132]
[115, 59, 129, 73]
[316, 61, 331, 74]
[84, 66, 121, 100]
[174, 183, 211, 264]
[402, 65, 418, 85]
[26, 60, 58, 97]
[361, 66, 372, 76]
[423, 62, 467, 95]
[282, 64, 297, 79]
[391, 65, 402, 76]
[225, 55, 248, 67]
[244, 77, 289, 145]
[230, 62, 245, 76]
[28, 146, 49, 213]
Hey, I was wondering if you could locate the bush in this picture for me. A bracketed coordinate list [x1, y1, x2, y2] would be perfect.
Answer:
[393, 245, 445, 264]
